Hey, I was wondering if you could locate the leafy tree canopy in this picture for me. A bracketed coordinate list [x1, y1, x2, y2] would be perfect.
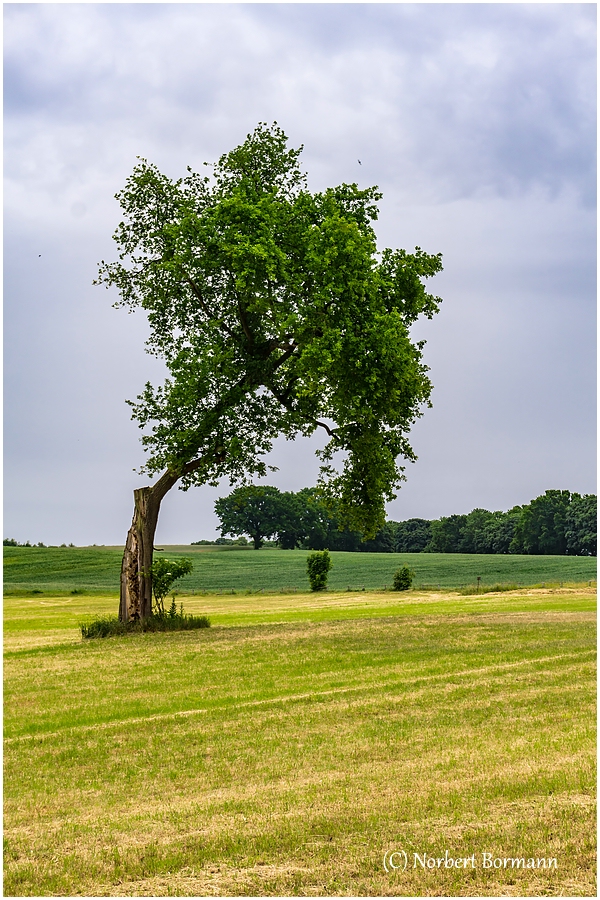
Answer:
[393, 518, 432, 553]
[215, 485, 287, 550]
[97, 122, 443, 538]
[510, 489, 571, 555]
[565, 494, 597, 556]
[214, 484, 364, 551]
[213, 484, 598, 557]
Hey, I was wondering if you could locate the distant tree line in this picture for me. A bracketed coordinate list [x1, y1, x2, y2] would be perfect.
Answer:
[3, 539, 75, 548]
[211, 487, 596, 556]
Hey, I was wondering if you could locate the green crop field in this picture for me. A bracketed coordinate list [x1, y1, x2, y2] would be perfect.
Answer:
[3, 582, 596, 896]
[4, 545, 597, 596]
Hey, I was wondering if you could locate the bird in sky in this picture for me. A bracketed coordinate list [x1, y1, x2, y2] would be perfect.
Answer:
[358, 159, 362, 165]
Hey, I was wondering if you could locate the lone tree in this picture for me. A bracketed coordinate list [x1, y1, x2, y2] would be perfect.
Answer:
[97, 123, 443, 622]
[215, 485, 286, 549]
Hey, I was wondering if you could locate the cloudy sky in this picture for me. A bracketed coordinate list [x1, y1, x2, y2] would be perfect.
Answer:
[4, 2, 596, 546]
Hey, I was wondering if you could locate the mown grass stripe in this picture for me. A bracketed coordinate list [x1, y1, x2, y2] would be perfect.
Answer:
[5, 648, 594, 743]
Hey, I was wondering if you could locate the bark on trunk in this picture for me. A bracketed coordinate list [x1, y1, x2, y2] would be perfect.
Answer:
[119, 471, 179, 622]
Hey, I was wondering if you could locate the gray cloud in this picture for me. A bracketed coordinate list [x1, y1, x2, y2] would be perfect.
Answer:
[4, 3, 596, 545]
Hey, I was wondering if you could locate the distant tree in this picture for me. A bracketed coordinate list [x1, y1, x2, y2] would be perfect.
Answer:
[97, 122, 443, 621]
[215, 485, 286, 549]
[455, 508, 494, 554]
[3, 538, 18, 547]
[298, 489, 363, 551]
[485, 507, 522, 554]
[565, 493, 597, 556]
[360, 520, 398, 552]
[510, 490, 571, 555]
[327, 529, 363, 552]
[293, 488, 331, 549]
[275, 491, 310, 549]
[394, 518, 432, 553]
[425, 508, 524, 555]
[425, 514, 467, 553]
[215, 483, 368, 551]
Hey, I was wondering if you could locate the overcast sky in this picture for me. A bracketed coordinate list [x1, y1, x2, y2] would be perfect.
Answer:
[4, 2, 596, 546]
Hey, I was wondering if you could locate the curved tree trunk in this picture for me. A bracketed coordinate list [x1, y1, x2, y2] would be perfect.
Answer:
[119, 471, 179, 622]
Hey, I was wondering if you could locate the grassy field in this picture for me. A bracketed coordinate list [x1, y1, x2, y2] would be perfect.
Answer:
[4, 584, 596, 896]
[4, 544, 597, 595]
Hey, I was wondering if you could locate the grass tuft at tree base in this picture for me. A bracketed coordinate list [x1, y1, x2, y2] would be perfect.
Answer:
[80, 611, 210, 639]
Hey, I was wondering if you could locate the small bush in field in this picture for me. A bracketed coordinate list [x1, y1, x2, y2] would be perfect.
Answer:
[393, 566, 414, 591]
[307, 550, 332, 591]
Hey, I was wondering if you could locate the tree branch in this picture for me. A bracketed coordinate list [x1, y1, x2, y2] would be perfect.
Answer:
[149, 445, 227, 506]
[267, 382, 336, 438]
[237, 296, 255, 346]
[181, 446, 227, 478]
[271, 341, 298, 372]
[314, 419, 336, 438]
[184, 275, 236, 338]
